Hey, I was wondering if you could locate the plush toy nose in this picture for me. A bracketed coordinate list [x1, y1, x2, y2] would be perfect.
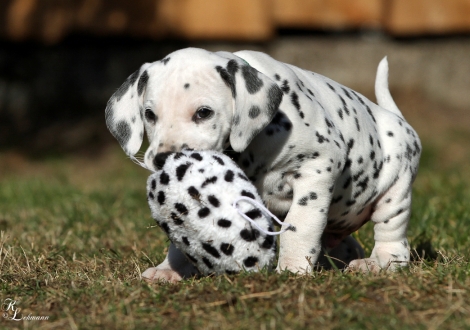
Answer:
[153, 152, 172, 170]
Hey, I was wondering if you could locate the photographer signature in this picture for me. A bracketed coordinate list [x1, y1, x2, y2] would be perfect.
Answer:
[2, 298, 49, 321]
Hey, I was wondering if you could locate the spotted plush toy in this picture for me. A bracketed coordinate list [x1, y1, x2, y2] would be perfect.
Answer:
[144, 149, 291, 276]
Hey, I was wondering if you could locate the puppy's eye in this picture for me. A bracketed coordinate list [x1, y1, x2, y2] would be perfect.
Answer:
[145, 109, 157, 124]
[193, 107, 214, 122]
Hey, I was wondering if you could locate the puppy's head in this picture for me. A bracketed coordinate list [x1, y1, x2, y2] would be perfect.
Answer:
[105, 48, 282, 170]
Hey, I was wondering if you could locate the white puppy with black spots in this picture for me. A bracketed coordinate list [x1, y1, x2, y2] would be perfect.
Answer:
[105, 48, 421, 282]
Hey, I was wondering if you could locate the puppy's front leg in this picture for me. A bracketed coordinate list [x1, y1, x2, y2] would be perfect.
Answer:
[277, 171, 335, 273]
[142, 243, 199, 283]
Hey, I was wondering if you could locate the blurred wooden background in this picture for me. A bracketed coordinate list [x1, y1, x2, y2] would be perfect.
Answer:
[2, 0, 470, 43]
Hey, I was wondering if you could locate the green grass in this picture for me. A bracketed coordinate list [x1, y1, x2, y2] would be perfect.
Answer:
[0, 140, 469, 329]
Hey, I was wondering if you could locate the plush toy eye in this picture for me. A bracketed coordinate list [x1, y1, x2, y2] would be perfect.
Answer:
[145, 109, 157, 124]
[193, 107, 214, 122]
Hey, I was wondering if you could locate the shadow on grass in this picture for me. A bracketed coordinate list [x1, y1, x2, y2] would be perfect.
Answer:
[411, 233, 438, 262]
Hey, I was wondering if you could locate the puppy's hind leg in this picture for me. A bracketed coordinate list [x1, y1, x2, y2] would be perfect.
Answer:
[142, 243, 200, 283]
[349, 173, 413, 273]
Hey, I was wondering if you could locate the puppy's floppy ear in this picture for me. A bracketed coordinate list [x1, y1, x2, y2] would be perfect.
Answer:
[105, 63, 152, 156]
[215, 53, 283, 152]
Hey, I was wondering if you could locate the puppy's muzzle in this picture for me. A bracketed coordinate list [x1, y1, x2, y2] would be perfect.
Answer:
[153, 152, 172, 170]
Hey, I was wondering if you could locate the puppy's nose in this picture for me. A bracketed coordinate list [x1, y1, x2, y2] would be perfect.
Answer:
[153, 152, 172, 170]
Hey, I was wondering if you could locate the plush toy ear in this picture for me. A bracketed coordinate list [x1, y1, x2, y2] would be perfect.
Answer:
[215, 53, 283, 152]
[105, 63, 152, 156]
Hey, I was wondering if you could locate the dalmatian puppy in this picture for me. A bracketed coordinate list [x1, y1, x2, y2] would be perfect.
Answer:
[144, 149, 363, 280]
[105, 48, 421, 282]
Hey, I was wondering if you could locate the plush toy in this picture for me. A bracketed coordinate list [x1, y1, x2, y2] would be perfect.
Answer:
[142, 150, 291, 276]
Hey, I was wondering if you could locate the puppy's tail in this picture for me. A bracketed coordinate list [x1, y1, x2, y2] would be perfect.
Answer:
[375, 57, 403, 119]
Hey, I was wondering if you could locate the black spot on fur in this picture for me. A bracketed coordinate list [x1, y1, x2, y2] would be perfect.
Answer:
[266, 85, 283, 119]
[188, 186, 200, 199]
[298, 197, 308, 206]
[281, 80, 290, 94]
[241, 190, 255, 199]
[227, 59, 239, 76]
[216, 62, 237, 98]
[212, 155, 225, 165]
[316, 131, 328, 143]
[148, 192, 154, 200]
[208, 195, 220, 207]
[175, 203, 188, 215]
[151, 179, 156, 190]
[357, 176, 369, 191]
[238, 173, 249, 181]
[366, 105, 376, 123]
[261, 235, 274, 249]
[170, 212, 183, 225]
[342, 87, 353, 100]
[243, 256, 259, 268]
[220, 243, 234, 256]
[176, 163, 191, 181]
[202, 243, 220, 258]
[160, 222, 170, 234]
[217, 219, 232, 228]
[202, 257, 213, 269]
[113, 121, 131, 149]
[290, 91, 301, 111]
[157, 191, 165, 205]
[249, 105, 261, 119]
[201, 176, 218, 188]
[242, 65, 263, 94]
[182, 237, 190, 245]
[153, 152, 171, 170]
[240, 228, 260, 241]
[347, 139, 355, 150]
[373, 161, 384, 179]
[160, 171, 170, 185]
[198, 207, 210, 218]
[342, 159, 352, 172]
[161, 57, 170, 65]
[355, 117, 361, 131]
[224, 170, 234, 182]
[137, 70, 149, 96]
[191, 153, 203, 161]
[184, 83, 190, 89]
[245, 209, 262, 220]
[337, 108, 344, 120]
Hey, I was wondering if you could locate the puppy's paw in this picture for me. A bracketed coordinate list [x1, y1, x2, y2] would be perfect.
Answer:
[347, 258, 383, 273]
[142, 267, 183, 283]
